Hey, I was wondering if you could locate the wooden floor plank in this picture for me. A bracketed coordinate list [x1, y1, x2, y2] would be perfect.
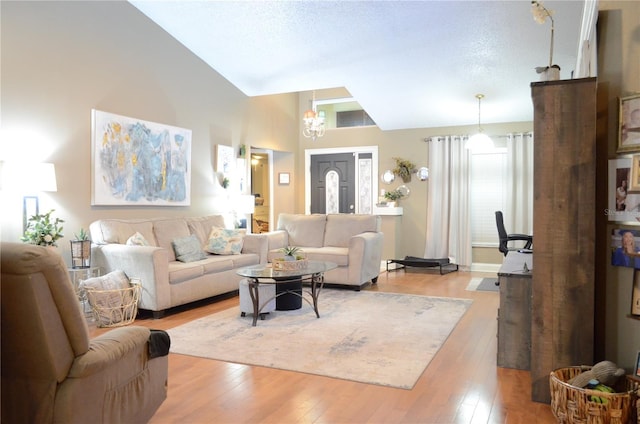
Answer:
[89, 269, 556, 423]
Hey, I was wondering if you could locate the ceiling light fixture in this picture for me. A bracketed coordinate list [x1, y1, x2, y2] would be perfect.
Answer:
[466, 94, 494, 152]
[302, 91, 325, 141]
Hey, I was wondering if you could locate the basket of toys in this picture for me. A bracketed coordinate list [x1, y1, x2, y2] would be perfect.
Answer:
[550, 365, 637, 424]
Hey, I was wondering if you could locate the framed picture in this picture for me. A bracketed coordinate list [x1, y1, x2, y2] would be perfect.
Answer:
[278, 172, 290, 185]
[631, 155, 640, 191]
[632, 270, 640, 317]
[635, 351, 640, 377]
[617, 93, 640, 153]
[215, 144, 234, 174]
[91, 109, 192, 206]
[608, 158, 640, 222]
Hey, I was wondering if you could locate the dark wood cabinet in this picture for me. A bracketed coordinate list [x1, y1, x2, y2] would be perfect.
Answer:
[531, 78, 597, 403]
[497, 252, 532, 370]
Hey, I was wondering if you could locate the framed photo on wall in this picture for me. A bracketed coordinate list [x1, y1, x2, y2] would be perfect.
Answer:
[632, 269, 640, 317]
[608, 158, 640, 222]
[617, 93, 640, 153]
[215, 144, 234, 174]
[635, 351, 640, 377]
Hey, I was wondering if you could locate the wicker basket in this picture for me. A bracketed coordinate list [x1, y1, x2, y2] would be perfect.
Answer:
[85, 281, 141, 328]
[550, 366, 638, 424]
[272, 258, 308, 271]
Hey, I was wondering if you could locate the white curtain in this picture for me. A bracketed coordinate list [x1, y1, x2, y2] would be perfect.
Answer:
[505, 132, 534, 235]
[424, 136, 472, 269]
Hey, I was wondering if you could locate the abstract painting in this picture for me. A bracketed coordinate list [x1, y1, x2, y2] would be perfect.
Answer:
[91, 109, 192, 206]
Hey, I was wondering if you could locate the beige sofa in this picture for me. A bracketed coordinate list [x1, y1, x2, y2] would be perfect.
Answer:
[265, 213, 384, 289]
[90, 215, 268, 317]
[1, 242, 169, 423]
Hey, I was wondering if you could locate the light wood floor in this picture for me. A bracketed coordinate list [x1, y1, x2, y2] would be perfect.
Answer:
[90, 269, 556, 424]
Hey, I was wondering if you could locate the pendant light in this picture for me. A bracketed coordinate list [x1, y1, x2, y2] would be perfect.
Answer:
[302, 91, 325, 141]
[466, 94, 494, 152]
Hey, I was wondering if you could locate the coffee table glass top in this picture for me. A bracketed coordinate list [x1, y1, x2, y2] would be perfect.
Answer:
[236, 260, 337, 279]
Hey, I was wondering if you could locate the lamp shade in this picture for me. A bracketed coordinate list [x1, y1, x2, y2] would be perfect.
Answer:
[236, 194, 255, 214]
[466, 133, 494, 152]
[1, 162, 57, 192]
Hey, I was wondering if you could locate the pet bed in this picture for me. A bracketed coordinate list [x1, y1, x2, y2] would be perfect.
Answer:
[386, 256, 459, 275]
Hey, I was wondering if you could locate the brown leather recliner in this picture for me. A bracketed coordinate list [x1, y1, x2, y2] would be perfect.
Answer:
[1, 242, 169, 423]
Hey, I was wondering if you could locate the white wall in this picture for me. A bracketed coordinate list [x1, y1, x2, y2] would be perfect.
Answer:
[1, 1, 298, 263]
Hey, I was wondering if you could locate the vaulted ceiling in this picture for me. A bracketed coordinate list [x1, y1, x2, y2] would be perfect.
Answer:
[129, 0, 589, 130]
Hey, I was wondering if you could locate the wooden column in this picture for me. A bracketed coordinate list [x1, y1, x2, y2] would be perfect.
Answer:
[531, 78, 597, 403]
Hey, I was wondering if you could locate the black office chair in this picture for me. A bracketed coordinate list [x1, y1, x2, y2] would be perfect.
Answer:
[495, 211, 533, 256]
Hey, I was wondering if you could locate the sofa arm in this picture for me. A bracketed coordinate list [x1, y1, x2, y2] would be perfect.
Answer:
[241, 234, 268, 264]
[67, 326, 151, 377]
[92, 244, 170, 312]
[348, 232, 385, 283]
[263, 230, 289, 252]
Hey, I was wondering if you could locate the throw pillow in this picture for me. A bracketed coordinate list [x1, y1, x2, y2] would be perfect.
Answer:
[204, 227, 244, 255]
[126, 231, 150, 246]
[79, 270, 133, 326]
[172, 234, 207, 262]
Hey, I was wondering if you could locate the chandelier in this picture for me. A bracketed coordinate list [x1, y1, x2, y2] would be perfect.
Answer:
[466, 94, 494, 152]
[302, 92, 325, 141]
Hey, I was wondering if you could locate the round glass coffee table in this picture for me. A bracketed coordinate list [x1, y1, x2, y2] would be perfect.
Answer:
[236, 260, 337, 326]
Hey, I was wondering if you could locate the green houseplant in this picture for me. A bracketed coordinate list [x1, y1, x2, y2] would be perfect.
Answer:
[21, 209, 64, 247]
[384, 189, 405, 202]
[392, 157, 416, 183]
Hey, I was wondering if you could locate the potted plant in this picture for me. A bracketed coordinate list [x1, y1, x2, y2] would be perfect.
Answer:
[274, 246, 307, 270]
[21, 209, 64, 247]
[70, 228, 92, 269]
[392, 157, 416, 183]
[384, 188, 405, 207]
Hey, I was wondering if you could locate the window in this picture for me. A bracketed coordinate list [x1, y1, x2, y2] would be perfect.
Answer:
[470, 150, 507, 246]
[315, 98, 376, 129]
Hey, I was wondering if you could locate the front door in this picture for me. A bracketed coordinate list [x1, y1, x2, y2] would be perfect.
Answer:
[310, 153, 355, 214]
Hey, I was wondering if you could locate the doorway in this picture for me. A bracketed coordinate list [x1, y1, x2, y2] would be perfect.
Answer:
[305, 146, 378, 214]
[251, 149, 271, 233]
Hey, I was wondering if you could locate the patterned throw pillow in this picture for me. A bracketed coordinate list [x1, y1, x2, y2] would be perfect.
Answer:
[204, 227, 244, 255]
[172, 234, 208, 263]
[126, 231, 150, 246]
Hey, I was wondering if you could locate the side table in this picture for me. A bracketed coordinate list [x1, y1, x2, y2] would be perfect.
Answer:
[67, 267, 101, 315]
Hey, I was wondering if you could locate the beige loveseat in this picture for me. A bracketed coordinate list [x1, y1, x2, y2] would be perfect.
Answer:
[265, 213, 384, 289]
[90, 215, 268, 317]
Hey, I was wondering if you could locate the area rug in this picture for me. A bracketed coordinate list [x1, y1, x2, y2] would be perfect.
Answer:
[466, 277, 499, 292]
[167, 289, 472, 389]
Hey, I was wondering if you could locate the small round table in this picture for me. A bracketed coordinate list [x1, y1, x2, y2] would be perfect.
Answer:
[236, 261, 337, 326]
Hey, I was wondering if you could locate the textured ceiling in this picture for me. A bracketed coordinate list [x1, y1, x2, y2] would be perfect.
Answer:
[129, 0, 587, 130]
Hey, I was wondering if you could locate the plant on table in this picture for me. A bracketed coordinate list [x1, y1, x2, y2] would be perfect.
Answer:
[384, 189, 405, 202]
[280, 246, 304, 261]
[21, 209, 64, 247]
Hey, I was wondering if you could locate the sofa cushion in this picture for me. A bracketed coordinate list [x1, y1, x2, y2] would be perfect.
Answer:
[172, 234, 207, 263]
[268, 247, 349, 266]
[201, 256, 235, 274]
[168, 262, 204, 284]
[204, 227, 244, 255]
[277, 213, 327, 248]
[153, 219, 190, 262]
[187, 215, 226, 246]
[324, 214, 380, 247]
[91, 219, 157, 246]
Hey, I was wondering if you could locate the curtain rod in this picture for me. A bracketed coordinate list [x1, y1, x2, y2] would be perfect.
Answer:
[422, 132, 533, 142]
